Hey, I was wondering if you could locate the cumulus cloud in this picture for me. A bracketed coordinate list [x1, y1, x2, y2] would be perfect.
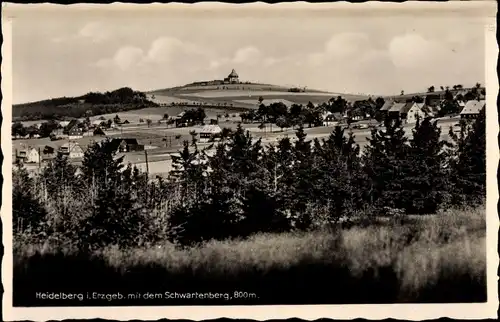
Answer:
[324, 32, 371, 58]
[93, 36, 211, 71]
[232, 46, 262, 64]
[78, 22, 112, 42]
[52, 21, 112, 43]
[388, 33, 450, 69]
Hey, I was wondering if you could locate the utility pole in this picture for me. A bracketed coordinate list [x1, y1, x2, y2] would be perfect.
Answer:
[38, 147, 41, 170]
[144, 149, 149, 175]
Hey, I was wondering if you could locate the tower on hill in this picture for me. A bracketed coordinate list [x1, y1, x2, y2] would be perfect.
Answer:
[224, 69, 239, 84]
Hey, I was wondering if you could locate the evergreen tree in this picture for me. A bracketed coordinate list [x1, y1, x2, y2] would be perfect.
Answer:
[449, 109, 486, 205]
[363, 118, 411, 212]
[79, 140, 144, 250]
[289, 125, 314, 229]
[13, 164, 47, 234]
[405, 117, 450, 213]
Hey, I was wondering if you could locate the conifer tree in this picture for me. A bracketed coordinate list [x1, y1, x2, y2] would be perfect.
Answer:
[289, 125, 314, 229]
[363, 117, 411, 212]
[13, 163, 48, 235]
[449, 109, 486, 205]
[405, 117, 450, 213]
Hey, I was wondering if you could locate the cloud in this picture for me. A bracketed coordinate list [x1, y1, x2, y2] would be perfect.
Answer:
[388, 33, 451, 69]
[232, 46, 262, 64]
[51, 21, 113, 44]
[92, 36, 213, 73]
[78, 22, 112, 42]
[324, 32, 371, 58]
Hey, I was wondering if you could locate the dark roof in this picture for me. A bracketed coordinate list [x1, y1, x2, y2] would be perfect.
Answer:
[228, 69, 239, 78]
[388, 102, 406, 113]
[379, 100, 394, 111]
[399, 102, 415, 114]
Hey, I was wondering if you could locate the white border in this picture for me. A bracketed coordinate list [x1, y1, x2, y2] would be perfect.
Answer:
[2, 2, 498, 321]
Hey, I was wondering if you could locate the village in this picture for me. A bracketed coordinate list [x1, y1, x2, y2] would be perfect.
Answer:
[12, 69, 486, 178]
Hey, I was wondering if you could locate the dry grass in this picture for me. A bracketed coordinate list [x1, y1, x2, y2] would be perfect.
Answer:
[13, 206, 486, 305]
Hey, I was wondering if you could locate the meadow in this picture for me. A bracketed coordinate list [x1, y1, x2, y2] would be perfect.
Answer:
[13, 205, 486, 306]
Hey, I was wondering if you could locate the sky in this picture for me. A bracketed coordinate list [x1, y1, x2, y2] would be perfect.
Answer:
[11, 6, 490, 104]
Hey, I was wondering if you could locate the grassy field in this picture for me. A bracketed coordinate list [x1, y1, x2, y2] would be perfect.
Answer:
[13, 205, 486, 306]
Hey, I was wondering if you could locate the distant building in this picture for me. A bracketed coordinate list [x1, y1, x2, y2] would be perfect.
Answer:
[68, 127, 84, 140]
[16, 147, 40, 164]
[322, 112, 338, 127]
[223, 69, 240, 84]
[59, 121, 71, 128]
[110, 138, 144, 153]
[199, 125, 222, 143]
[58, 142, 84, 159]
[460, 100, 485, 119]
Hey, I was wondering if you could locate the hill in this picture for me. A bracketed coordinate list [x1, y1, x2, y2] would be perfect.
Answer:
[148, 79, 371, 110]
[13, 87, 159, 121]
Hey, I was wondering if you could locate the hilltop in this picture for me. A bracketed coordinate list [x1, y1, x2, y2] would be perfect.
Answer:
[148, 69, 371, 110]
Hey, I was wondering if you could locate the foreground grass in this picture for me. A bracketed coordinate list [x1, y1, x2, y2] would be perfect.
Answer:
[13, 206, 486, 306]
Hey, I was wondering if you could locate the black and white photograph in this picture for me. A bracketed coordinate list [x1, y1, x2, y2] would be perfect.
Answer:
[1, 2, 498, 320]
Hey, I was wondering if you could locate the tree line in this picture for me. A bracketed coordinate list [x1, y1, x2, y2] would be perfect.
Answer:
[13, 110, 485, 250]
[13, 87, 158, 121]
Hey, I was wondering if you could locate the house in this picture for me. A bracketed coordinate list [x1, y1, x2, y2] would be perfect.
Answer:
[58, 142, 84, 159]
[379, 100, 394, 118]
[397, 102, 427, 124]
[322, 112, 338, 126]
[199, 125, 222, 143]
[460, 100, 485, 119]
[68, 126, 84, 140]
[110, 138, 144, 153]
[16, 147, 40, 164]
[387, 102, 408, 120]
[93, 127, 106, 136]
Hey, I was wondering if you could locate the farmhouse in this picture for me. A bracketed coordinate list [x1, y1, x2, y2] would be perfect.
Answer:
[16, 147, 40, 164]
[460, 100, 485, 119]
[223, 69, 240, 84]
[395, 102, 427, 124]
[68, 127, 84, 140]
[199, 124, 222, 143]
[110, 138, 145, 153]
[322, 112, 338, 126]
[58, 142, 84, 159]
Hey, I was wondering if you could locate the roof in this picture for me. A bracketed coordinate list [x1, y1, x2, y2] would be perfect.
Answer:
[60, 142, 83, 152]
[228, 69, 239, 78]
[200, 124, 222, 134]
[59, 121, 70, 127]
[399, 102, 425, 114]
[388, 102, 407, 113]
[460, 100, 485, 115]
[379, 100, 394, 111]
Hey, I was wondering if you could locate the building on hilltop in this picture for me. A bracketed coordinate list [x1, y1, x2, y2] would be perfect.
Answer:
[224, 69, 240, 84]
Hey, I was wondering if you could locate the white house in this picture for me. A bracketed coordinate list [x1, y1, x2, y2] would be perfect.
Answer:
[16, 147, 40, 164]
[397, 102, 427, 124]
[58, 142, 84, 159]
[199, 124, 222, 143]
[321, 112, 338, 127]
